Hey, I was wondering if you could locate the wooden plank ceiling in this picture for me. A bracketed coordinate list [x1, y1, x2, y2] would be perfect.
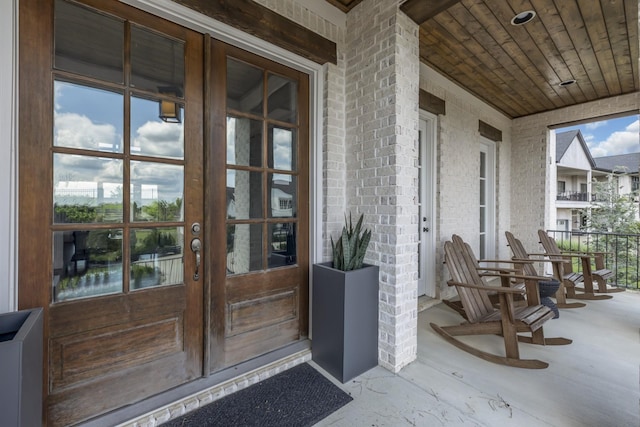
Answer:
[329, 0, 639, 118]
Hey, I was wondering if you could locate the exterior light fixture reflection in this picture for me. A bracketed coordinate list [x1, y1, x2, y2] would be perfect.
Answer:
[158, 87, 182, 123]
[159, 99, 181, 123]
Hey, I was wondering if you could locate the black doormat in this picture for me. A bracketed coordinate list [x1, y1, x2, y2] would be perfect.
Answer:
[162, 363, 353, 427]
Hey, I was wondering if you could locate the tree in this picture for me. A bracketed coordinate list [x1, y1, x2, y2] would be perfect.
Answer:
[583, 171, 639, 233]
[578, 171, 640, 287]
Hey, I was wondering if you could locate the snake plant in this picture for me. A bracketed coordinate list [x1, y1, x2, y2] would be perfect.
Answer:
[330, 213, 372, 271]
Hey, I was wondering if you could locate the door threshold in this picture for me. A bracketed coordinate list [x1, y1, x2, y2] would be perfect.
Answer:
[81, 340, 311, 427]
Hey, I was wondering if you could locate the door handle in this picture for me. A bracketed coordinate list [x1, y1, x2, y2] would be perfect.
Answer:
[423, 227, 429, 232]
[190, 238, 201, 281]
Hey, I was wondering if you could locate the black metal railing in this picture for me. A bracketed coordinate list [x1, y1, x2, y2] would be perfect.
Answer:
[556, 191, 591, 201]
[546, 229, 640, 290]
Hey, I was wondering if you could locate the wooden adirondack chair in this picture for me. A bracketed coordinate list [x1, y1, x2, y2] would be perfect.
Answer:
[432, 235, 571, 369]
[505, 231, 585, 312]
[442, 235, 527, 319]
[537, 230, 622, 300]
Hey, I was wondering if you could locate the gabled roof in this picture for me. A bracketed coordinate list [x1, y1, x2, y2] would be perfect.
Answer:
[593, 153, 640, 174]
[556, 130, 596, 168]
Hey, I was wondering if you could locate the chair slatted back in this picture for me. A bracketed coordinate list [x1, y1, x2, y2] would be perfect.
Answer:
[538, 229, 574, 274]
[444, 236, 495, 323]
[505, 231, 538, 277]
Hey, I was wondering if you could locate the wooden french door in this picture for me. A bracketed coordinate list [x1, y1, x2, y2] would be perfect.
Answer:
[19, 1, 204, 425]
[19, 0, 310, 424]
[206, 41, 310, 372]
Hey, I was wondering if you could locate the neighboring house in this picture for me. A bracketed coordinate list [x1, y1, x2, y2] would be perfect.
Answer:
[1, 1, 638, 426]
[593, 152, 640, 220]
[551, 130, 640, 235]
[552, 130, 596, 234]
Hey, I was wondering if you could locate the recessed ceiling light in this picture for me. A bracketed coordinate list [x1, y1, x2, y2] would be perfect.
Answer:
[559, 79, 577, 87]
[510, 10, 536, 26]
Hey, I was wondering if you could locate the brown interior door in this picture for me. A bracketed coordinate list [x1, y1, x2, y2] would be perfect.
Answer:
[207, 40, 310, 372]
[19, 1, 204, 425]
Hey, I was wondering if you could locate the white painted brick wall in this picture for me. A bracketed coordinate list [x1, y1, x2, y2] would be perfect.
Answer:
[252, 0, 341, 43]
[322, 59, 348, 260]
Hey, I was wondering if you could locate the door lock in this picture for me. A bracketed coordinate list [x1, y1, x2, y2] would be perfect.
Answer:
[191, 222, 201, 235]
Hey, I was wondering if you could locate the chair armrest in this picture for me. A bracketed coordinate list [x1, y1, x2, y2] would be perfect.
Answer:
[506, 273, 550, 282]
[509, 258, 535, 264]
[446, 280, 525, 294]
[477, 259, 518, 264]
[560, 250, 611, 256]
[476, 266, 519, 273]
[477, 270, 549, 287]
[512, 257, 565, 266]
[554, 252, 594, 259]
[476, 257, 535, 271]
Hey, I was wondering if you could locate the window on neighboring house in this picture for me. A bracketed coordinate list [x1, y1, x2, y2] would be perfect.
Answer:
[632, 176, 639, 192]
[572, 210, 580, 227]
[279, 199, 292, 210]
[580, 183, 588, 201]
[557, 180, 566, 200]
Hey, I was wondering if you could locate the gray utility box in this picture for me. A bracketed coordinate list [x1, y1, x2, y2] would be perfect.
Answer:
[312, 262, 379, 383]
[0, 308, 43, 427]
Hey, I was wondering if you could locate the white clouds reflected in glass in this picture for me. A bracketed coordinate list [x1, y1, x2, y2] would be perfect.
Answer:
[131, 96, 184, 160]
[54, 81, 123, 153]
[272, 127, 292, 171]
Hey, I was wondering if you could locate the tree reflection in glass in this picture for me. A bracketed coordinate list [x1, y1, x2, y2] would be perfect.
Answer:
[131, 161, 184, 222]
[53, 153, 123, 223]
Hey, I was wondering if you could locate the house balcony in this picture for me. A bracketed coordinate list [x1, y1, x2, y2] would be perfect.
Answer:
[312, 290, 639, 426]
[556, 191, 592, 209]
[556, 191, 591, 202]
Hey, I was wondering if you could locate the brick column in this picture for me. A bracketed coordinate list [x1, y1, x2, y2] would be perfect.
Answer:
[344, 0, 420, 372]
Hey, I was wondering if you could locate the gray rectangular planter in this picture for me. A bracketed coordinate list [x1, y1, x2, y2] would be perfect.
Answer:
[312, 262, 379, 383]
[0, 307, 43, 427]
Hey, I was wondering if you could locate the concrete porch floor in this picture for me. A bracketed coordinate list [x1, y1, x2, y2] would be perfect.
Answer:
[313, 290, 640, 427]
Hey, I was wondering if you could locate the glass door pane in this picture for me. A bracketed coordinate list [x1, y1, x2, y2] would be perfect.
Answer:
[51, 1, 186, 302]
[225, 58, 299, 275]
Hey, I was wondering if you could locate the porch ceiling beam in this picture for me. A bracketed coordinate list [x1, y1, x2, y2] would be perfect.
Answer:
[400, 0, 462, 24]
[172, 0, 337, 65]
